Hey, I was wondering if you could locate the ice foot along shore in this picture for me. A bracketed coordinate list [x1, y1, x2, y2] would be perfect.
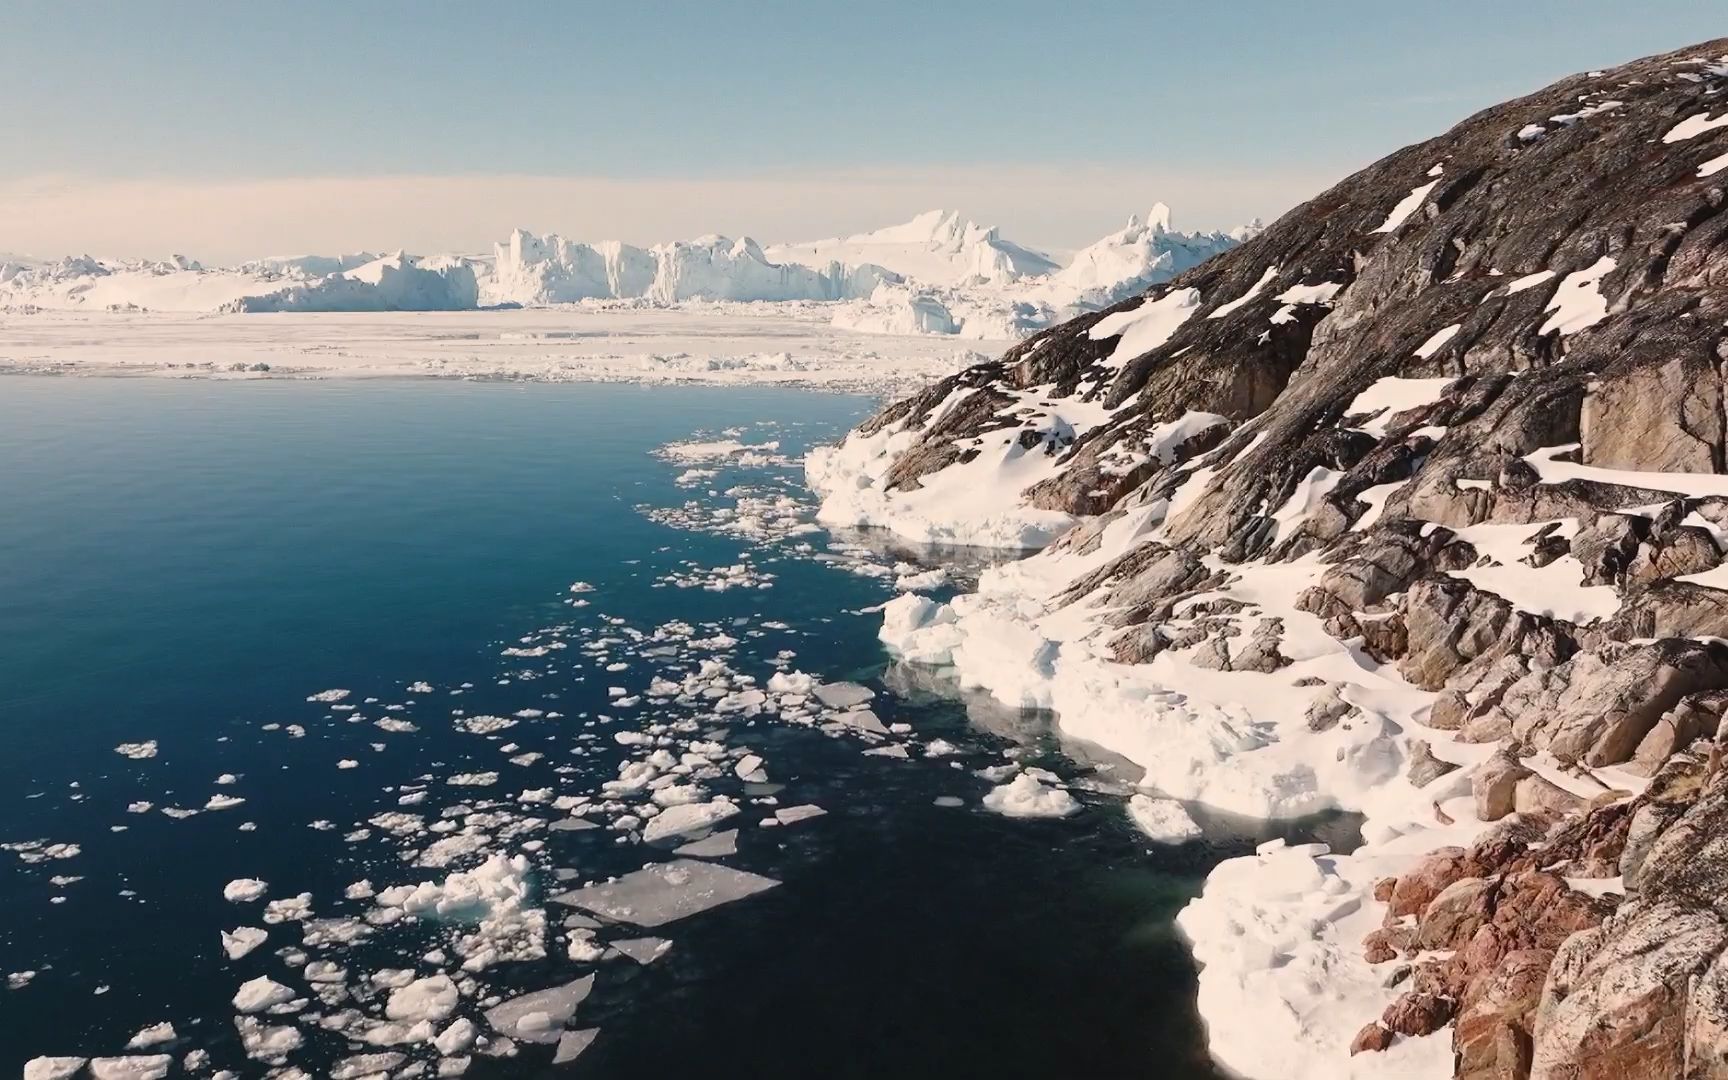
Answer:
[810, 37, 1728, 1080]
[0, 376, 1347, 1077]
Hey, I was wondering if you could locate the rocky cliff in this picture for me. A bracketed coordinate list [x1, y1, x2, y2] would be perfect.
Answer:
[813, 38, 1728, 1080]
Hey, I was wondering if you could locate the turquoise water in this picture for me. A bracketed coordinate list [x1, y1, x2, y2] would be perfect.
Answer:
[0, 376, 1347, 1077]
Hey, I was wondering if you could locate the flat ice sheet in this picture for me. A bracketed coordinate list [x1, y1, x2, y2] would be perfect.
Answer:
[483, 975, 595, 1044]
[0, 308, 974, 393]
[672, 829, 739, 858]
[550, 859, 779, 928]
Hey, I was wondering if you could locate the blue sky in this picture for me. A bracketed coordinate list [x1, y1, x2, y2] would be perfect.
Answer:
[1, 2, 1722, 259]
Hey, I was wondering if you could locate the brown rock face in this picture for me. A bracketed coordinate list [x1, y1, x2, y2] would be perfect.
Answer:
[1418, 877, 1494, 951]
[1385, 991, 1456, 1037]
[1580, 355, 1724, 476]
[1351, 1022, 1394, 1055]
[1454, 949, 1550, 1080]
[1387, 846, 1479, 921]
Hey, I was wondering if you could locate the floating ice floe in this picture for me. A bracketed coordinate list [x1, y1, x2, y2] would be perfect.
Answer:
[89, 1058, 172, 1080]
[123, 1023, 175, 1050]
[672, 829, 739, 858]
[1126, 794, 1202, 843]
[220, 927, 268, 960]
[112, 741, 158, 760]
[773, 804, 827, 826]
[552, 859, 779, 928]
[231, 975, 295, 1014]
[484, 975, 594, 1044]
[642, 798, 740, 843]
[982, 773, 1081, 819]
[24, 1058, 88, 1080]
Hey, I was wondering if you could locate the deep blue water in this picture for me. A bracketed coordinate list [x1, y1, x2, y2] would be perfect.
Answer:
[0, 376, 1349, 1077]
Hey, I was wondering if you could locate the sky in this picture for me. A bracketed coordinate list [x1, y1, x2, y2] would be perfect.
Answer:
[0, 1, 1723, 262]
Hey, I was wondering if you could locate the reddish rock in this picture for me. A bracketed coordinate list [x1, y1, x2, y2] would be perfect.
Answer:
[1373, 876, 1397, 903]
[1383, 991, 1456, 1037]
[1387, 845, 1477, 920]
[1417, 876, 1494, 951]
[1364, 926, 1414, 964]
[1350, 1022, 1393, 1055]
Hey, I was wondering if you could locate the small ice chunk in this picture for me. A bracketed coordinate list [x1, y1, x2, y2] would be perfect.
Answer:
[1126, 794, 1203, 843]
[733, 754, 767, 783]
[386, 974, 458, 1023]
[89, 1059, 172, 1080]
[306, 689, 350, 703]
[114, 741, 159, 760]
[811, 682, 875, 709]
[125, 1022, 175, 1049]
[610, 937, 672, 965]
[433, 1017, 478, 1055]
[552, 859, 779, 928]
[835, 709, 889, 736]
[642, 798, 739, 843]
[773, 804, 826, 826]
[672, 829, 738, 858]
[553, 1028, 600, 1065]
[982, 774, 1081, 819]
[24, 1059, 88, 1080]
[331, 1054, 407, 1080]
[933, 796, 965, 808]
[223, 878, 268, 902]
[221, 927, 268, 960]
[232, 975, 295, 1014]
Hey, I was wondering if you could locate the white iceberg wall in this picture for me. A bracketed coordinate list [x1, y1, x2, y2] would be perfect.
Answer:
[226, 253, 479, 313]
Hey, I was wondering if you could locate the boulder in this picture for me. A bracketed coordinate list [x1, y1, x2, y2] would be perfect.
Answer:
[1350, 1022, 1393, 1055]
[1626, 525, 1722, 585]
[1388, 846, 1479, 921]
[1570, 512, 1645, 588]
[1417, 876, 1494, 950]
[1231, 617, 1290, 673]
[1407, 739, 1462, 787]
[1514, 774, 1588, 818]
[1474, 752, 1534, 822]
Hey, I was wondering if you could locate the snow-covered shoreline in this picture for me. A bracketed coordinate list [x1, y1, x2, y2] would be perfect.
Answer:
[806, 420, 1649, 1079]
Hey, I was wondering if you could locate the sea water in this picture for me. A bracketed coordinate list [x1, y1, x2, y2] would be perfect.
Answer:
[0, 376, 1352, 1077]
